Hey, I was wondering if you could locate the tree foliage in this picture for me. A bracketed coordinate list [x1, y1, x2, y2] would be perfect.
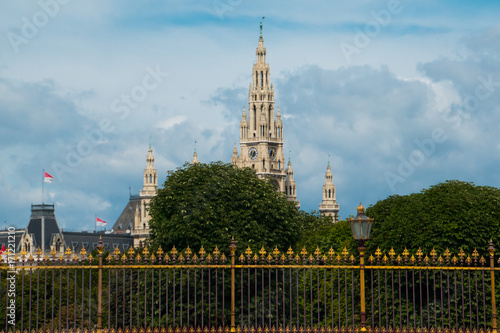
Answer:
[366, 180, 500, 255]
[148, 162, 322, 253]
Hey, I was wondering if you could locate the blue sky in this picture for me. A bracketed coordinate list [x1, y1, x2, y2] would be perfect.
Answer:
[1, 1, 499, 230]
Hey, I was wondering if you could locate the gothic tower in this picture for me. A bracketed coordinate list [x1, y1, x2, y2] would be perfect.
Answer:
[284, 159, 300, 207]
[319, 161, 339, 222]
[232, 22, 296, 202]
[113, 144, 158, 247]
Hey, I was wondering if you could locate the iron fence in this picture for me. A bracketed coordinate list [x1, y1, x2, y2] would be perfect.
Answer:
[0, 240, 498, 333]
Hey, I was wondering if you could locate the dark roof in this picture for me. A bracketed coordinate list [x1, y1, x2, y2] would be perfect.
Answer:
[62, 231, 134, 253]
[25, 204, 62, 250]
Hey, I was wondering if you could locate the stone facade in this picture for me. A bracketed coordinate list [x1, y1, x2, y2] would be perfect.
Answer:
[231, 26, 299, 206]
[112, 145, 158, 247]
[319, 162, 340, 222]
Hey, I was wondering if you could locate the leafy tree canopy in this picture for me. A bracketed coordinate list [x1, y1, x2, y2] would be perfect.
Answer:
[366, 180, 500, 256]
[148, 162, 327, 253]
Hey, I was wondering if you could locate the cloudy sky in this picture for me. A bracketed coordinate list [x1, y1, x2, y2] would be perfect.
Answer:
[1, 1, 499, 230]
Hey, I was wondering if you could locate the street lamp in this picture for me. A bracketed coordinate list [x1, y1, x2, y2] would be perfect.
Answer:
[347, 203, 374, 332]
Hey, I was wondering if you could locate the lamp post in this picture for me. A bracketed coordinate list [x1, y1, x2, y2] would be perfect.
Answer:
[347, 203, 374, 332]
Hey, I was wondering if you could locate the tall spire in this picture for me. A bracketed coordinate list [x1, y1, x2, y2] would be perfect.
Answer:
[191, 141, 199, 164]
[319, 158, 339, 222]
[141, 144, 157, 196]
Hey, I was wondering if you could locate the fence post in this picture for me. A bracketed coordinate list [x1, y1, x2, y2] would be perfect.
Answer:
[359, 241, 367, 332]
[489, 240, 497, 333]
[230, 237, 237, 333]
[97, 237, 104, 333]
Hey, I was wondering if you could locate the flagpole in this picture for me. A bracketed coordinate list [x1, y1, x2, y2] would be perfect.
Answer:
[95, 214, 97, 233]
[42, 168, 45, 205]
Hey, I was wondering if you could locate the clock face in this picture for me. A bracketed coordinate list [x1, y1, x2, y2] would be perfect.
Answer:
[269, 148, 277, 160]
[248, 147, 258, 160]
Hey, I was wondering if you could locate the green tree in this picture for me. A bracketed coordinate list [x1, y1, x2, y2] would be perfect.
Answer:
[148, 162, 321, 253]
[365, 180, 500, 255]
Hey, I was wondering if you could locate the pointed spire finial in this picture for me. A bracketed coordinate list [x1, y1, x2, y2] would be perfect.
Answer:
[328, 153, 331, 167]
[194, 140, 197, 154]
[260, 17, 265, 39]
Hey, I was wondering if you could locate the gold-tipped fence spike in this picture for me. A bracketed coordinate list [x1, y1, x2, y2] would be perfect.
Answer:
[171, 245, 178, 257]
[416, 247, 423, 258]
[322, 254, 327, 262]
[245, 246, 253, 257]
[430, 247, 437, 258]
[28, 253, 34, 261]
[480, 256, 486, 265]
[472, 248, 479, 258]
[206, 253, 212, 262]
[135, 253, 141, 261]
[121, 253, 127, 261]
[327, 247, 335, 257]
[239, 254, 245, 261]
[259, 246, 267, 257]
[314, 247, 322, 257]
[281, 253, 287, 262]
[267, 254, 273, 261]
[80, 247, 87, 257]
[402, 248, 409, 258]
[220, 253, 227, 262]
[192, 253, 199, 262]
[254, 253, 259, 261]
[127, 246, 135, 257]
[382, 254, 389, 264]
[114, 246, 121, 257]
[444, 248, 451, 258]
[156, 246, 164, 257]
[438, 255, 444, 265]
[300, 247, 308, 257]
[106, 254, 113, 262]
[65, 246, 72, 257]
[349, 254, 355, 262]
[368, 255, 375, 263]
[375, 247, 382, 258]
[142, 246, 150, 257]
[466, 255, 472, 265]
[178, 253, 185, 262]
[50, 248, 57, 257]
[20, 245, 27, 257]
[342, 247, 349, 257]
[410, 255, 416, 264]
[287, 246, 294, 257]
[273, 246, 280, 257]
[35, 246, 43, 257]
[389, 247, 395, 258]
[458, 248, 465, 259]
[423, 255, 430, 264]
[150, 253, 156, 261]
[199, 245, 206, 257]
[294, 254, 300, 262]
[452, 256, 458, 265]
[308, 254, 314, 262]
[185, 245, 192, 257]
[213, 246, 220, 257]
[88, 253, 94, 261]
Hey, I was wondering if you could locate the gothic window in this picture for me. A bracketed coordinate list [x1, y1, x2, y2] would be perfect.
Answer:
[260, 71, 263, 87]
[278, 161, 281, 170]
[328, 189, 331, 198]
[325, 189, 327, 198]
[149, 174, 152, 183]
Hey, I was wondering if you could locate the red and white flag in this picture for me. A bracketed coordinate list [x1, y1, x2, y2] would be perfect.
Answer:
[96, 217, 107, 227]
[44, 172, 54, 183]
[0, 244, 5, 254]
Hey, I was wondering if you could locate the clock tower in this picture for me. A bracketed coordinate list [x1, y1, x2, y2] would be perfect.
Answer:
[232, 22, 298, 205]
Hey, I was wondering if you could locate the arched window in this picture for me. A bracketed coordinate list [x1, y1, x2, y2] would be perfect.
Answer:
[149, 175, 152, 183]
[328, 189, 331, 198]
[260, 71, 263, 87]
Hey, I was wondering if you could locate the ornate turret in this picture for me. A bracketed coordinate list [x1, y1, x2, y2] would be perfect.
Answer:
[285, 159, 300, 208]
[232, 22, 293, 201]
[319, 160, 340, 222]
[140, 145, 157, 197]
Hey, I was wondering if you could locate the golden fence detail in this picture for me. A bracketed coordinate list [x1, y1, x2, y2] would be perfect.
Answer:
[0, 239, 498, 333]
